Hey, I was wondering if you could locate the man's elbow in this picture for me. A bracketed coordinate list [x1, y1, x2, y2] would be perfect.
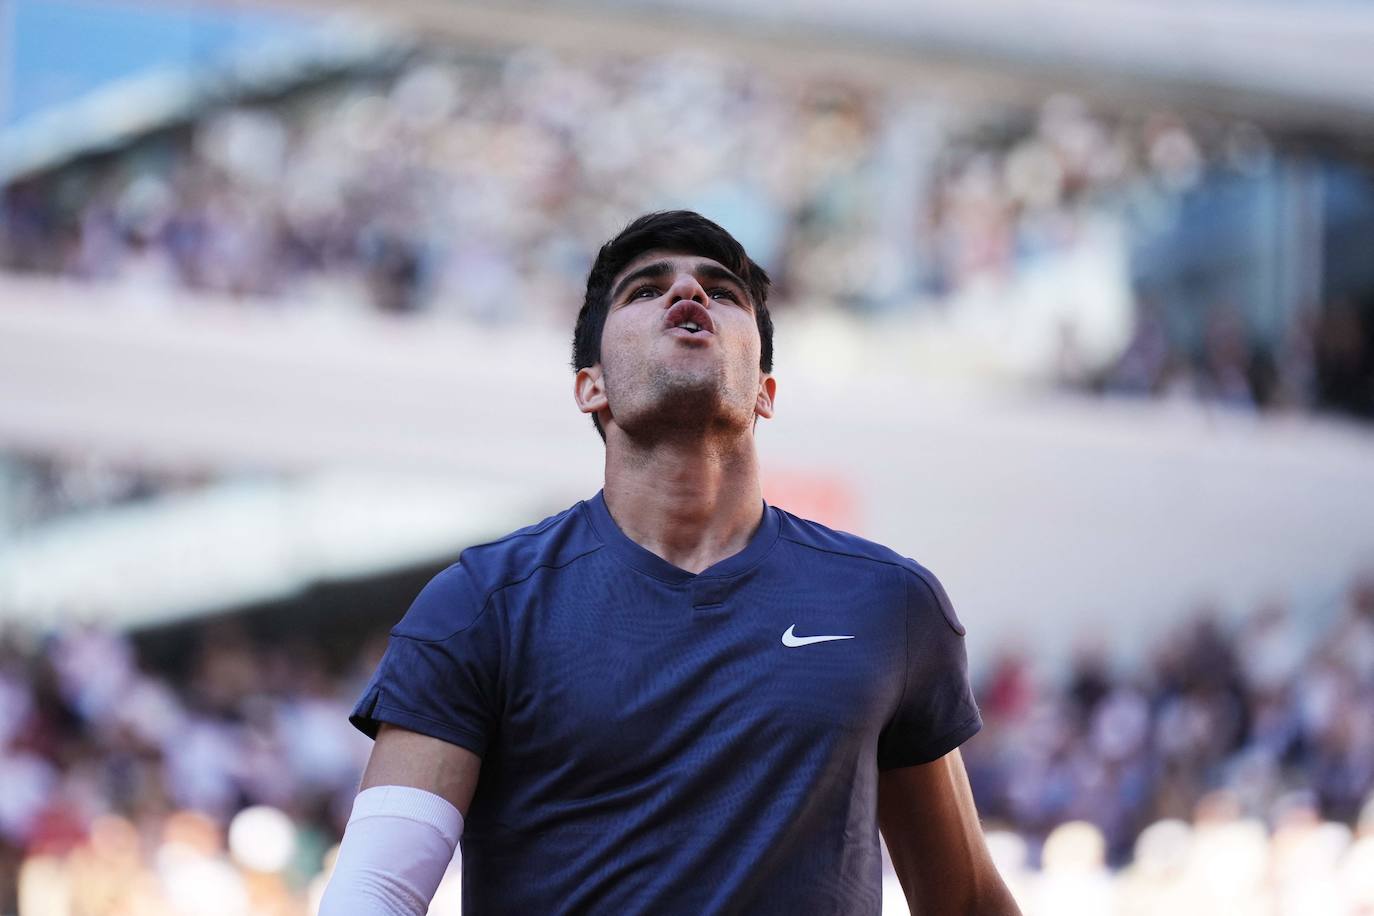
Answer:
[910, 866, 1022, 916]
[974, 884, 1023, 916]
[960, 868, 1023, 916]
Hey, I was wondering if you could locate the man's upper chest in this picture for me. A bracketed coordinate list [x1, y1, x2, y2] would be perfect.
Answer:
[489, 553, 909, 775]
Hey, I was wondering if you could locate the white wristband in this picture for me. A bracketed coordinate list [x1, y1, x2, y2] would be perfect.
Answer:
[318, 786, 463, 916]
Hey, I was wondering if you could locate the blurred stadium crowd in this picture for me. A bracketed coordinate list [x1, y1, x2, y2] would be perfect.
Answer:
[2, 48, 1371, 418]
[0, 620, 376, 915]
[4, 16, 1374, 915]
[0, 569, 1371, 914]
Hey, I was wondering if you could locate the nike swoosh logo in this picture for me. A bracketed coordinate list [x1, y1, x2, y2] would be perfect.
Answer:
[781, 624, 855, 648]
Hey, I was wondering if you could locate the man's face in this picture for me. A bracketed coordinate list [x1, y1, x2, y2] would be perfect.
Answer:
[578, 249, 774, 441]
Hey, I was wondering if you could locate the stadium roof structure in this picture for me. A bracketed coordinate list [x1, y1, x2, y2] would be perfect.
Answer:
[0, 1, 405, 182]
[295, 0, 1374, 140]
[8, 0, 1374, 181]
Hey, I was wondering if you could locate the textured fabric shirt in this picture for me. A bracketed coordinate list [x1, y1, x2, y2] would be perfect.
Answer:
[350, 490, 981, 915]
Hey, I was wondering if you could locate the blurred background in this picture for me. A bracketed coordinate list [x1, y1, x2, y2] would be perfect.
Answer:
[2, 0, 1374, 913]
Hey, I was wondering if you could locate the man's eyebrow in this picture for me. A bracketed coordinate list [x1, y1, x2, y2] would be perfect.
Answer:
[694, 263, 749, 295]
[610, 260, 674, 303]
[610, 260, 750, 303]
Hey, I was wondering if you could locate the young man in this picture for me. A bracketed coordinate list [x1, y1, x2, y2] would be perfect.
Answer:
[321, 211, 1021, 915]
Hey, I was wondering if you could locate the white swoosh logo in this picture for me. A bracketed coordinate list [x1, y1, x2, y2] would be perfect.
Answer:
[781, 624, 855, 648]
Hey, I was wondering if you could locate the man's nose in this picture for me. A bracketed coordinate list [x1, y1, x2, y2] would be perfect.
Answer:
[665, 273, 708, 306]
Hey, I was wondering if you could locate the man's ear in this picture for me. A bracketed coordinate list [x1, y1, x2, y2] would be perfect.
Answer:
[574, 365, 609, 416]
[755, 374, 777, 420]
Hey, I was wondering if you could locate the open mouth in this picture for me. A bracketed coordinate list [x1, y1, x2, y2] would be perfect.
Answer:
[664, 301, 715, 335]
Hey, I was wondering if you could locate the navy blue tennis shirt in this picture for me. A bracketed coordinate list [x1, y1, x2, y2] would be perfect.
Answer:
[350, 491, 981, 914]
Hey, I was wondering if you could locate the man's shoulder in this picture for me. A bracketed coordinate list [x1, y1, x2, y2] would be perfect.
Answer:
[454, 499, 604, 597]
[390, 500, 602, 641]
[773, 506, 962, 632]
[773, 505, 921, 574]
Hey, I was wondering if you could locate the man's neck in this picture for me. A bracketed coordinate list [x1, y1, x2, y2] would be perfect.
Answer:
[601, 432, 764, 575]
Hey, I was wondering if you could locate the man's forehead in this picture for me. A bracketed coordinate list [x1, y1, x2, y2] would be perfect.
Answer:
[612, 250, 732, 282]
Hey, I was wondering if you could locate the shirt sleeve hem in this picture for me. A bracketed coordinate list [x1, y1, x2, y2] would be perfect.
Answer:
[349, 702, 488, 759]
[877, 712, 982, 771]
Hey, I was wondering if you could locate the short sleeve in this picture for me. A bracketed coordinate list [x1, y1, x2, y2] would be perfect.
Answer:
[349, 561, 500, 758]
[876, 564, 982, 770]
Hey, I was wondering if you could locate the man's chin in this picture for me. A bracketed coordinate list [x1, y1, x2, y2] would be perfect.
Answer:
[615, 390, 754, 442]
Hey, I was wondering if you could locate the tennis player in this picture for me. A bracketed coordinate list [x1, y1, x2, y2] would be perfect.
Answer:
[321, 211, 1021, 915]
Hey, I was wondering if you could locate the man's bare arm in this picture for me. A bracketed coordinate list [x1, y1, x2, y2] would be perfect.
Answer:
[318, 726, 483, 914]
[359, 723, 482, 815]
[878, 748, 1021, 916]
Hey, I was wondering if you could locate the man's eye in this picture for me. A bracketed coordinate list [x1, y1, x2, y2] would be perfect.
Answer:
[631, 286, 659, 299]
[709, 288, 738, 301]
